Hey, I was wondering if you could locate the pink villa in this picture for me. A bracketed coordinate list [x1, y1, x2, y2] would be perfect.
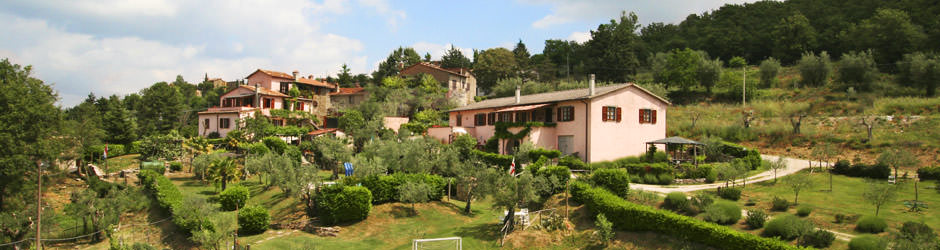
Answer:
[197, 69, 339, 138]
[432, 77, 670, 163]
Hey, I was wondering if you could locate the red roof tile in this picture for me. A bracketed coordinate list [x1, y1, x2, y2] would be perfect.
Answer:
[296, 77, 336, 88]
[329, 87, 366, 96]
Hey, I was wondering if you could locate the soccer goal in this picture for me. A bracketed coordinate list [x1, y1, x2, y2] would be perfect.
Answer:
[412, 237, 462, 250]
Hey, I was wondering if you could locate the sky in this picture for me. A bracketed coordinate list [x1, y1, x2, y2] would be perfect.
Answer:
[0, 0, 754, 107]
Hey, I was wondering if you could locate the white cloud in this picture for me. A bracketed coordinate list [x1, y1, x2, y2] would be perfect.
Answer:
[524, 0, 760, 28]
[0, 0, 373, 106]
[411, 42, 474, 61]
[357, 0, 407, 29]
[566, 31, 591, 43]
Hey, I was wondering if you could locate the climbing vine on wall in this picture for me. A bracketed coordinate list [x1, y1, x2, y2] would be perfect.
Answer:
[493, 121, 556, 140]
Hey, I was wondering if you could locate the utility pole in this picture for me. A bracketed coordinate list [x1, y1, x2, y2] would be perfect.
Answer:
[35, 160, 42, 250]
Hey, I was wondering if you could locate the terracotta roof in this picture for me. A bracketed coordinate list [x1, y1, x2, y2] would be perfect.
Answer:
[449, 83, 671, 112]
[296, 77, 336, 88]
[229, 85, 290, 97]
[248, 69, 294, 79]
[401, 62, 470, 77]
[330, 87, 366, 96]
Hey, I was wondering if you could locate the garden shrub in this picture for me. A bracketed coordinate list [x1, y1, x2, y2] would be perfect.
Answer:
[703, 201, 741, 225]
[771, 196, 789, 211]
[139, 170, 211, 232]
[917, 166, 940, 180]
[856, 216, 887, 233]
[763, 214, 813, 240]
[559, 155, 589, 170]
[718, 187, 742, 201]
[663, 192, 690, 212]
[261, 136, 288, 155]
[247, 142, 270, 155]
[832, 161, 891, 179]
[237, 205, 270, 234]
[590, 168, 630, 197]
[218, 185, 249, 211]
[656, 173, 674, 185]
[527, 148, 562, 160]
[314, 185, 373, 224]
[689, 193, 714, 214]
[848, 234, 887, 250]
[393, 173, 446, 200]
[799, 229, 835, 248]
[472, 149, 513, 168]
[526, 156, 549, 174]
[796, 206, 813, 217]
[207, 131, 221, 139]
[896, 221, 938, 247]
[745, 209, 768, 229]
[622, 163, 673, 176]
[359, 175, 400, 204]
[642, 174, 658, 184]
[569, 182, 799, 250]
[169, 162, 183, 172]
[127, 141, 143, 154]
[537, 165, 570, 195]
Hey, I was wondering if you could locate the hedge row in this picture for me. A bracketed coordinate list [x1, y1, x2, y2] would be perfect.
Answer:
[314, 185, 372, 225]
[527, 148, 562, 160]
[348, 173, 446, 204]
[570, 182, 804, 250]
[88, 144, 126, 159]
[139, 170, 211, 232]
[472, 149, 513, 168]
[833, 160, 890, 179]
[917, 166, 940, 180]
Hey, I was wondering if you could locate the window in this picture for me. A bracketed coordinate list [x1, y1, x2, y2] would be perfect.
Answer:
[296, 102, 305, 111]
[557, 106, 574, 122]
[204, 118, 210, 129]
[219, 118, 230, 129]
[544, 109, 553, 122]
[456, 114, 462, 126]
[499, 112, 513, 122]
[474, 113, 486, 126]
[639, 109, 657, 124]
[280, 82, 290, 94]
[602, 106, 622, 122]
[487, 113, 496, 125]
[516, 112, 529, 122]
[272, 119, 284, 126]
[263, 98, 272, 108]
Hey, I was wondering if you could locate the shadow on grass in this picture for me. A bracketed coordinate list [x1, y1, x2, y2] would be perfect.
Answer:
[145, 206, 196, 250]
[454, 222, 501, 241]
[391, 205, 416, 218]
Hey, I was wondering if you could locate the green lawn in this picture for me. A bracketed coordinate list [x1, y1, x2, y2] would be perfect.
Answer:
[699, 171, 940, 236]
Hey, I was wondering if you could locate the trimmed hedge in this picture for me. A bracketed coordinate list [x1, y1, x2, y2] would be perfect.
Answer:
[472, 149, 513, 168]
[718, 187, 742, 201]
[917, 166, 940, 180]
[590, 168, 630, 198]
[799, 229, 835, 248]
[528, 148, 562, 160]
[663, 192, 690, 212]
[763, 214, 813, 240]
[219, 185, 250, 211]
[570, 182, 802, 250]
[796, 206, 813, 217]
[262, 136, 288, 155]
[703, 201, 742, 225]
[89, 144, 126, 159]
[856, 216, 887, 233]
[537, 165, 570, 195]
[355, 173, 446, 204]
[832, 160, 890, 179]
[314, 185, 372, 225]
[848, 234, 887, 250]
[169, 162, 183, 172]
[558, 155, 589, 170]
[772, 196, 790, 211]
[746, 209, 769, 229]
[237, 205, 270, 234]
[139, 170, 210, 232]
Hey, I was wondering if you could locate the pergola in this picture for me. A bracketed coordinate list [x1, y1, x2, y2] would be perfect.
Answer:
[646, 136, 704, 166]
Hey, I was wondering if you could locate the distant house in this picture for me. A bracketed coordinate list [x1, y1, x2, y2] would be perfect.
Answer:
[400, 62, 477, 106]
[431, 78, 670, 163]
[329, 87, 367, 111]
[203, 73, 228, 89]
[197, 69, 337, 137]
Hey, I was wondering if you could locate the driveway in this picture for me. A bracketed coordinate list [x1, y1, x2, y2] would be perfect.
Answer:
[631, 155, 815, 193]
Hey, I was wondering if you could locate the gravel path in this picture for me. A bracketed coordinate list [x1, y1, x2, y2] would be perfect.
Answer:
[631, 155, 814, 193]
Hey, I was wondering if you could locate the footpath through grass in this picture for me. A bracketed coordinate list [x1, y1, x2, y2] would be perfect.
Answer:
[700, 171, 940, 237]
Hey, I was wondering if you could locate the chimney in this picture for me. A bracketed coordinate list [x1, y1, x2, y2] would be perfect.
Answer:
[515, 85, 521, 104]
[254, 84, 260, 108]
[293, 70, 300, 81]
[589, 74, 596, 96]
[308, 74, 313, 79]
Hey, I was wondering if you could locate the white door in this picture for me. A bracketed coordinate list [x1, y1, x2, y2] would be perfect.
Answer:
[558, 135, 574, 156]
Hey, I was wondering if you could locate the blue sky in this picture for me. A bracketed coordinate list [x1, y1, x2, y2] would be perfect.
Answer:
[0, 0, 752, 107]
